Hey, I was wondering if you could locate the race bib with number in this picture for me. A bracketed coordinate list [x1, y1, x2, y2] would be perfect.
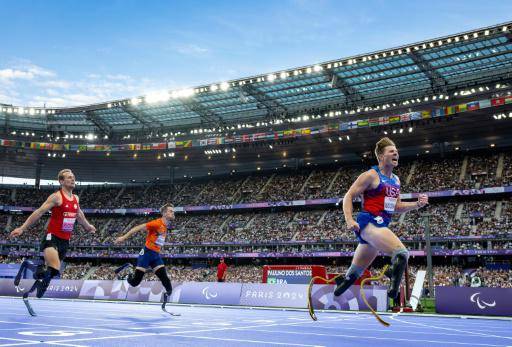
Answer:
[62, 218, 76, 232]
[384, 196, 397, 212]
[155, 234, 166, 246]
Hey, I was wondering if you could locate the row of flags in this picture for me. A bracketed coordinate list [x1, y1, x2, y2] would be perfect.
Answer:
[1, 95, 511, 153]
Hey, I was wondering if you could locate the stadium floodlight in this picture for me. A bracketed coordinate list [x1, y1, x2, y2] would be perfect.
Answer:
[145, 90, 170, 104]
[346, 135, 350, 140]
[210, 84, 219, 92]
[269, 144, 273, 149]
[62, 154, 66, 158]
[384, 131, 388, 135]
[484, 30, 490, 36]
[399, 128, 404, 134]
[313, 65, 322, 72]
[131, 98, 141, 105]
[393, 129, 397, 134]
[409, 127, 413, 133]
[280, 72, 287, 79]
[52, 153, 57, 157]
[328, 138, 332, 143]
[47, 153, 51, 157]
[490, 144, 495, 147]
[306, 67, 312, 74]
[220, 82, 230, 91]
[169, 152, 175, 157]
[267, 74, 276, 82]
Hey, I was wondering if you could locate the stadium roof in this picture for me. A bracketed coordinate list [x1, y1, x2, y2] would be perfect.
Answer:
[1, 22, 512, 139]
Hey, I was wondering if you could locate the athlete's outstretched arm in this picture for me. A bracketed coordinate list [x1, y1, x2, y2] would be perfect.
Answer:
[394, 194, 428, 213]
[76, 207, 96, 233]
[114, 223, 147, 244]
[343, 171, 376, 231]
[9, 194, 59, 238]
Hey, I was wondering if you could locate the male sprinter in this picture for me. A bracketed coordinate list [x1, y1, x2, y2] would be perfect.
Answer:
[335, 138, 428, 305]
[114, 203, 178, 315]
[10, 169, 96, 315]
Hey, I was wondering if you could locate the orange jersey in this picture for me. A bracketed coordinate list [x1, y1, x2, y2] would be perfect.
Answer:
[144, 218, 169, 252]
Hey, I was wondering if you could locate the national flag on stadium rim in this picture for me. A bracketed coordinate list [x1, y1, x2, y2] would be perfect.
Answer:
[504, 95, 512, 104]
[432, 108, 444, 118]
[224, 137, 234, 144]
[168, 141, 176, 149]
[253, 133, 266, 140]
[318, 125, 329, 133]
[151, 143, 167, 150]
[400, 113, 411, 122]
[52, 144, 64, 151]
[389, 116, 400, 123]
[276, 131, 285, 138]
[234, 136, 243, 143]
[478, 99, 491, 108]
[142, 144, 152, 150]
[183, 140, 192, 147]
[242, 134, 251, 142]
[1, 139, 16, 147]
[491, 97, 505, 106]
[340, 122, 349, 131]
[369, 118, 380, 127]
[64, 144, 70, 150]
[199, 139, 208, 146]
[174, 141, 184, 148]
[78, 144, 88, 151]
[216, 138, 225, 145]
[357, 119, 369, 127]
[466, 101, 480, 111]
[410, 112, 422, 120]
[421, 110, 432, 119]
[444, 106, 456, 115]
[301, 128, 311, 135]
[348, 121, 358, 129]
[310, 127, 321, 135]
[265, 133, 275, 140]
[456, 103, 468, 113]
[378, 116, 389, 125]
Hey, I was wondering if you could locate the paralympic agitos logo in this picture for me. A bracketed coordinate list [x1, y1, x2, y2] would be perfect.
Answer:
[470, 292, 496, 309]
[202, 286, 218, 300]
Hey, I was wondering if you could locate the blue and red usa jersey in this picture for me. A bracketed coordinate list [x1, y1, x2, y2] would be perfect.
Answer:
[361, 166, 400, 218]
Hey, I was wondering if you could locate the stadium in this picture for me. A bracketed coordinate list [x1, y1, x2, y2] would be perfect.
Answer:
[1, 12, 512, 347]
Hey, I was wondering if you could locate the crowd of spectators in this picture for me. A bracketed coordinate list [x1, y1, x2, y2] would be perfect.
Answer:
[2, 152, 512, 211]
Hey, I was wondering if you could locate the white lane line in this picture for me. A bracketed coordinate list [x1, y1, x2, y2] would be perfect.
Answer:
[247, 329, 509, 347]
[281, 323, 494, 338]
[171, 334, 324, 346]
[392, 316, 512, 341]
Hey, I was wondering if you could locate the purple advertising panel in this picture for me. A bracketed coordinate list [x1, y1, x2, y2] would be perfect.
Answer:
[0, 279, 82, 299]
[239, 283, 388, 311]
[79, 280, 115, 300]
[310, 284, 388, 312]
[178, 282, 242, 305]
[436, 286, 512, 316]
[240, 284, 307, 308]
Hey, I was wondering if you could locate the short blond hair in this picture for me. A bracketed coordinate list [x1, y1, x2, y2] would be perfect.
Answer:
[374, 137, 396, 160]
[160, 203, 174, 214]
[57, 169, 73, 183]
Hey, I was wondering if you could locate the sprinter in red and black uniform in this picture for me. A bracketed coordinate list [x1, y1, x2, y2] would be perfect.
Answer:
[10, 169, 96, 314]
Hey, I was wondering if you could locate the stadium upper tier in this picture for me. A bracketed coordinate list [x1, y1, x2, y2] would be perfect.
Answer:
[1, 22, 512, 137]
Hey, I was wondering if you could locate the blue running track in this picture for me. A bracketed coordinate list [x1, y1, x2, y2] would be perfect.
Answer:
[0, 297, 510, 346]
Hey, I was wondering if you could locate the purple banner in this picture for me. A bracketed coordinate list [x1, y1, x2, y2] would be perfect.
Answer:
[240, 284, 307, 308]
[0, 279, 82, 299]
[310, 284, 388, 312]
[178, 282, 242, 305]
[436, 286, 512, 316]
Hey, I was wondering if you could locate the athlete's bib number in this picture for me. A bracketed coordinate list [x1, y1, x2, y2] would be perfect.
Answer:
[155, 234, 166, 246]
[62, 218, 76, 232]
[384, 197, 397, 212]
